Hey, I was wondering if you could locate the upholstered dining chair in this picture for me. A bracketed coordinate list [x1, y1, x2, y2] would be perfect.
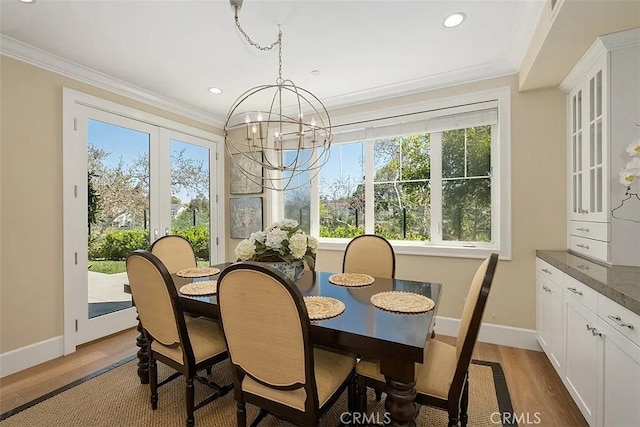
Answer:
[126, 250, 231, 427]
[343, 234, 395, 279]
[356, 253, 499, 427]
[217, 262, 357, 427]
[150, 235, 197, 274]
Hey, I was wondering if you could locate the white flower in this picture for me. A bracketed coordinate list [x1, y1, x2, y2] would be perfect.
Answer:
[289, 233, 308, 259]
[619, 169, 636, 186]
[626, 156, 640, 171]
[627, 139, 640, 156]
[265, 228, 288, 249]
[250, 231, 266, 243]
[270, 219, 298, 229]
[307, 235, 318, 253]
[235, 239, 256, 261]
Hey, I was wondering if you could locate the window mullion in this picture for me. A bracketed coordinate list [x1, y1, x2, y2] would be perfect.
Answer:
[364, 140, 375, 234]
[430, 132, 443, 243]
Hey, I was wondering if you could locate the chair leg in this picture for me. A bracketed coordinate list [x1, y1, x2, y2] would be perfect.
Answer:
[186, 377, 195, 427]
[150, 358, 158, 410]
[237, 401, 247, 427]
[356, 376, 367, 413]
[206, 367, 212, 376]
[374, 389, 383, 402]
[348, 374, 357, 413]
[460, 376, 469, 427]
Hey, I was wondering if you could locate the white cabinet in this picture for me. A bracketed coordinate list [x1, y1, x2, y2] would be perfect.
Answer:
[564, 291, 599, 426]
[536, 256, 640, 427]
[562, 28, 640, 266]
[536, 260, 564, 374]
[596, 320, 640, 427]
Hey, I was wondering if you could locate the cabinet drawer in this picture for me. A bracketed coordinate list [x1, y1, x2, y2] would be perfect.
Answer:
[568, 235, 609, 263]
[568, 221, 609, 242]
[537, 259, 563, 286]
[564, 274, 599, 313]
[598, 295, 640, 347]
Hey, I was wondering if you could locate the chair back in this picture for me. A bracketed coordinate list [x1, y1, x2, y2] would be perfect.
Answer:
[217, 262, 317, 407]
[150, 235, 197, 274]
[450, 253, 498, 399]
[342, 234, 395, 279]
[126, 250, 193, 365]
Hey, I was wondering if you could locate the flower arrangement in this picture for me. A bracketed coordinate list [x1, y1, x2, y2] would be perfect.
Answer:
[619, 138, 640, 193]
[234, 219, 317, 270]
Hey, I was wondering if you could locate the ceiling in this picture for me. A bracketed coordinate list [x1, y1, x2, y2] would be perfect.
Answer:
[1, 0, 545, 125]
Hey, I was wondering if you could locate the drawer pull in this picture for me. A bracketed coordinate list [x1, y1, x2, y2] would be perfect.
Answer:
[577, 227, 590, 232]
[541, 268, 552, 274]
[576, 244, 590, 249]
[586, 324, 595, 332]
[577, 264, 590, 270]
[607, 315, 635, 330]
[568, 287, 583, 296]
[542, 285, 551, 293]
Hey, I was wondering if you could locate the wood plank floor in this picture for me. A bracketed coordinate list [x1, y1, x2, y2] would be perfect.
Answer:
[0, 330, 587, 426]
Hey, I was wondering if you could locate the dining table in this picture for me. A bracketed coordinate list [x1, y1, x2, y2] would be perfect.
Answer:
[124, 263, 441, 427]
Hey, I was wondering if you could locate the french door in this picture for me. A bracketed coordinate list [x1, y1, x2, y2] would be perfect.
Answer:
[63, 90, 221, 353]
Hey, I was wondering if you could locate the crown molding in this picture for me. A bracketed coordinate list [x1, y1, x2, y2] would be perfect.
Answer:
[560, 27, 640, 93]
[320, 60, 517, 113]
[0, 35, 224, 128]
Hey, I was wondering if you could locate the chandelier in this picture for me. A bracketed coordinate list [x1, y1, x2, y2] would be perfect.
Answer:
[224, 0, 332, 191]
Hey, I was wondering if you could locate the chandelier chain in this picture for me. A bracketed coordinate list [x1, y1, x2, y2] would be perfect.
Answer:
[233, 6, 283, 80]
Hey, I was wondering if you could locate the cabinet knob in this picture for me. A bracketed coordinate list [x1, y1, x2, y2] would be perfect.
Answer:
[608, 314, 635, 330]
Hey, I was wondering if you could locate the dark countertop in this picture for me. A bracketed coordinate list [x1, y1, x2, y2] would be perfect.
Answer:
[537, 250, 640, 316]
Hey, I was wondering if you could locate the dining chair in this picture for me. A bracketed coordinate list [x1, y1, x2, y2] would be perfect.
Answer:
[343, 234, 395, 279]
[150, 235, 197, 274]
[217, 261, 357, 427]
[356, 253, 499, 427]
[126, 250, 231, 427]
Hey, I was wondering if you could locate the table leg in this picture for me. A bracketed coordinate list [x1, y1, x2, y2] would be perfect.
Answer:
[381, 358, 417, 427]
[135, 313, 149, 384]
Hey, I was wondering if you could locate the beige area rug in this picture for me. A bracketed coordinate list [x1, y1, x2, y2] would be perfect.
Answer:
[0, 357, 516, 426]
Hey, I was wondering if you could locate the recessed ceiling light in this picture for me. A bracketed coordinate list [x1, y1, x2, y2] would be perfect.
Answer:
[208, 87, 223, 94]
[311, 69, 320, 76]
[443, 12, 466, 28]
[19, 0, 35, 3]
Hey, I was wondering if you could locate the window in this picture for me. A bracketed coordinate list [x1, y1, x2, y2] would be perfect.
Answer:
[280, 88, 511, 258]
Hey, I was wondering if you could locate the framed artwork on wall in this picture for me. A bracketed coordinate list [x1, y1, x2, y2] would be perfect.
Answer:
[229, 197, 263, 239]
[230, 151, 263, 194]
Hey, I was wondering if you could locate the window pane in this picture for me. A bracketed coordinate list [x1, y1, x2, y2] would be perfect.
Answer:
[442, 129, 465, 178]
[374, 182, 430, 241]
[400, 134, 430, 181]
[319, 142, 364, 238]
[283, 149, 311, 233]
[442, 178, 491, 242]
[170, 140, 210, 261]
[466, 126, 491, 176]
[374, 138, 400, 181]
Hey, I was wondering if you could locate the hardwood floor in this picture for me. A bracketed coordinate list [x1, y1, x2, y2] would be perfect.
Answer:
[0, 330, 587, 426]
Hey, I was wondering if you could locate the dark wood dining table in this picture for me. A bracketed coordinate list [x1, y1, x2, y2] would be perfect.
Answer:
[124, 264, 441, 427]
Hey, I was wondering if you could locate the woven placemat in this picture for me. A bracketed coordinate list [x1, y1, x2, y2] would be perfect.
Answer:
[303, 296, 346, 320]
[176, 267, 220, 278]
[179, 280, 217, 296]
[328, 273, 375, 287]
[370, 291, 435, 313]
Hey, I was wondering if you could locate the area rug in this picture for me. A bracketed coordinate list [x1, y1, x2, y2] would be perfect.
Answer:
[0, 356, 516, 426]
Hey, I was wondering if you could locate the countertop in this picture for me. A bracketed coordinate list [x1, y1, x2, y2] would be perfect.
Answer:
[536, 250, 640, 316]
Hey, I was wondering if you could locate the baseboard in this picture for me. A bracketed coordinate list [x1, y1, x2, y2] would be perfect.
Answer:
[0, 336, 64, 378]
[435, 316, 542, 351]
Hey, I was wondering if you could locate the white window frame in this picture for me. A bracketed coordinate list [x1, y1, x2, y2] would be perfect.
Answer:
[314, 87, 511, 260]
